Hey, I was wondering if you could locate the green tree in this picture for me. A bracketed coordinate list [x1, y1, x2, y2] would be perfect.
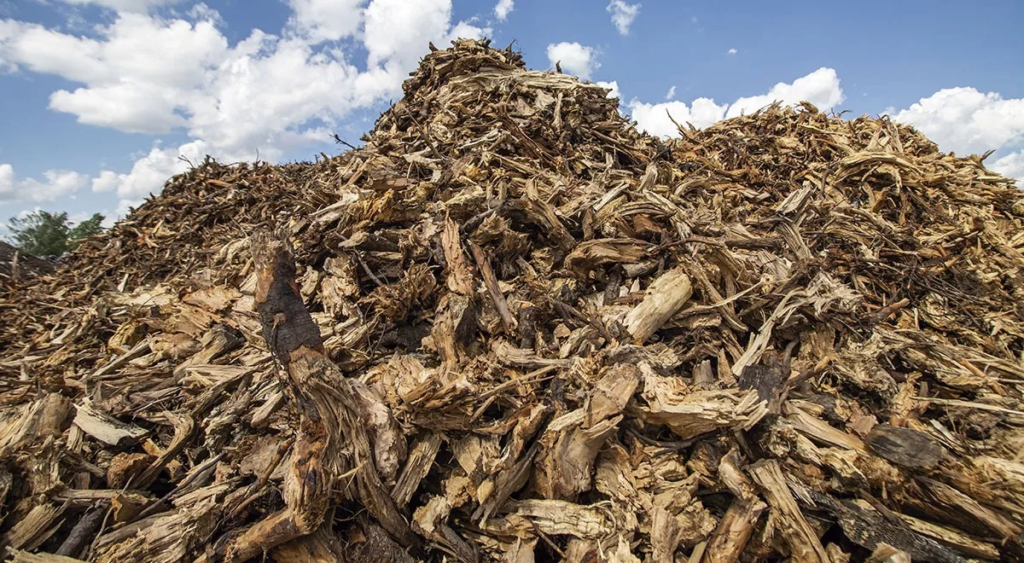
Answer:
[7, 210, 105, 257]
[69, 213, 105, 246]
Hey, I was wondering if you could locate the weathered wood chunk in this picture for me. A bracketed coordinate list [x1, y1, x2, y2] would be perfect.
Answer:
[866, 424, 945, 470]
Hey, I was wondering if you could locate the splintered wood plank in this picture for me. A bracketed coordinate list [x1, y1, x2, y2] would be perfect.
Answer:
[507, 499, 612, 539]
[2, 504, 65, 552]
[0, 394, 70, 454]
[896, 513, 1000, 560]
[785, 404, 867, 453]
[640, 377, 767, 440]
[72, 403, 148, 447]
[442, 215, 475, 296]
[748, 460, 830, 563]
[84, 340, 151, 382]
[919, 477, 1022, 541]
[391, 432, 443, 506]
[469, 240, 516, 335]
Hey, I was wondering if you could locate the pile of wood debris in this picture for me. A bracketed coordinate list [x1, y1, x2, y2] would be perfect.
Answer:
[1, 39, 1023, 562]
[0, 241, 54, 287]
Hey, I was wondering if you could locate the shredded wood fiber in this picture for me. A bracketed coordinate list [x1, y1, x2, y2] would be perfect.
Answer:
[1, 39, 1023, 562]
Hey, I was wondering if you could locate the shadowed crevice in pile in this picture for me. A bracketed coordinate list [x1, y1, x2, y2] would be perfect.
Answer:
[0, 38, 1023, 562]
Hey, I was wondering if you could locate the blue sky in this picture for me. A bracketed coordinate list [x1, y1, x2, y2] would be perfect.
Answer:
[1, 0, 1022, 231]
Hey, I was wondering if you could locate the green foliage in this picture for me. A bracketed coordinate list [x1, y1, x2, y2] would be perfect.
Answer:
[7, 210, 106, 257]
[8, 211, 70, 256]
[69, 213, 105, 245]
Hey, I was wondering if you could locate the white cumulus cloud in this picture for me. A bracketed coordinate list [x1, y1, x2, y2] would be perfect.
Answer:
[665, 85, 676, 100]
[92, 141, 208, 201]
[0, 14, 228, 88]
[727, 67, 844, 118]
[366, 0, 453, 68]
[51, 83, 187, 134]
[606, 0, 640, 36]
[0, 164, 13, 200]
[628, 99, 729, 137]
[0, 165, 88, 203]
[987, 150, 1024, 182]
[727, 48, 737, 55]
[595, 80, 620, 100]
[494, 0, 513, 21]
[0, 0, 487, 211]
[286, 0, 364, 44]
[887, 87, 1024, 157]
[546, 41, 598, 80]
[991, 150, 1024, 185]
[91, 170, 120, 193]
[629, 67, 844, 138]
[886, 87, 1024, 186]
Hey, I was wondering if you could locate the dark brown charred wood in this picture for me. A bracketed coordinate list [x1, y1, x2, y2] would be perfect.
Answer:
[803, 488, 966, 563]
[347, 516, 417, 563]
[738, 364, 785, 403]
[56, 508, 105, 558]
[252, 235, 325, 364]
[866, 424, 945, 470]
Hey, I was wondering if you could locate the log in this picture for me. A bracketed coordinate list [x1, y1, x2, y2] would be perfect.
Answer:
[218, 232, 416, 561]
[623, 267, 692, 343]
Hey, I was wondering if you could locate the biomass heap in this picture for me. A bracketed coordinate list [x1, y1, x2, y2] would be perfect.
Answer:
[0, 39, 1023, 562]
[0, 241, 54, 285]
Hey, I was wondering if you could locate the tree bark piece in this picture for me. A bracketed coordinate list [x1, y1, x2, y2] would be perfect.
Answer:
[55, 509, 104, 559]
[800, 488, 967, 563]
